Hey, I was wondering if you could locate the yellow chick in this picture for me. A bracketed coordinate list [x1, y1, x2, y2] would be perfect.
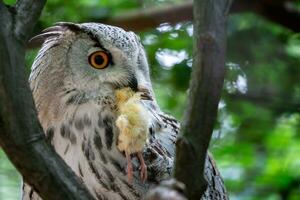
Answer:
[115, 87, 150, 183]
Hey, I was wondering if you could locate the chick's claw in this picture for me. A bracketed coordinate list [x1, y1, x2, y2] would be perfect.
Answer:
[139, 163, 147, 182]
[125, 152, 148, 183]
[137, 151, 148, 182]
[125, 152, 133, 183]
[126, 163, 133, 183]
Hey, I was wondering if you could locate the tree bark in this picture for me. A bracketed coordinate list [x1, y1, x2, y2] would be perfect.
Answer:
[0, 1, 94, 200]
[174, 0, 233, 199]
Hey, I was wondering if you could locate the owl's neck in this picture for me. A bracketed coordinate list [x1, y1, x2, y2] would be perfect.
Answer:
[35, 81, 117, 128]
[62, 85, 115, 105]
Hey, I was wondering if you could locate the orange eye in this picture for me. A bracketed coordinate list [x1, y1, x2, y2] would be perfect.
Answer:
[88, 51, 110, 69]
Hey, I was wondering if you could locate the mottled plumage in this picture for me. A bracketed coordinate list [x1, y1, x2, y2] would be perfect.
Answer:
[22, 22, 227, 200]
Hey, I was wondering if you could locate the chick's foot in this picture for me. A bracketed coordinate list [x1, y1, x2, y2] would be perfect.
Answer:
[137, 151, 147, 182]
[125, 151, 133, 183]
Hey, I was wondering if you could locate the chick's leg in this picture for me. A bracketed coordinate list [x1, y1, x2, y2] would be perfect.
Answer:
[137, 151, 147, 182]
[125, 151, 133, 183]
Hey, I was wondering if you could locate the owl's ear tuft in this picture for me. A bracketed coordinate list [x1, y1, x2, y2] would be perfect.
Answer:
[29, 30, 61, 45]
[28, 22, 81, 48]
[54, 22, 81, 33]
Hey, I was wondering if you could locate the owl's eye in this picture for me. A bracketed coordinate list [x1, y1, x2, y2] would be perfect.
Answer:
[88, 51, 110, 69]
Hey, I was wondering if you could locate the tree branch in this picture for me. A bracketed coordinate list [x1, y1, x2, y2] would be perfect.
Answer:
[103, 2, 193, 32]
[174, 0, 233, 199]
[144, 179, 187, 200]
[27, 0, 300, 49]
[231, 0, 300, 33]
[14, 0, 47, 41]
[0, 1, 94, 200]
[104, 0, 300, 32]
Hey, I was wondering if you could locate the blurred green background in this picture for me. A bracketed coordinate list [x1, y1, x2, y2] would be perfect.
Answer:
[1, 0, 300, 200]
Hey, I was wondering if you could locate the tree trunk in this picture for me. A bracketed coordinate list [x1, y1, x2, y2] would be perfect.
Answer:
[174, 0, 233, 199]
[144, 1, 233, 200]
[0, 1, 94, 199]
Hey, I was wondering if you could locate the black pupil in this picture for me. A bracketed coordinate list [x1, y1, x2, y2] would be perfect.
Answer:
[94, 54, 104, 65]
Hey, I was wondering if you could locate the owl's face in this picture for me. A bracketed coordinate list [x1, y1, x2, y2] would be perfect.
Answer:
[31, 22, 152, 99]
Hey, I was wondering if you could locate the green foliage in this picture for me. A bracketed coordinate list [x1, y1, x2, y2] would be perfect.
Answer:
[1, 1, 300, 200]
[0, 150, 21, 200]
[3, 0, 16, 5]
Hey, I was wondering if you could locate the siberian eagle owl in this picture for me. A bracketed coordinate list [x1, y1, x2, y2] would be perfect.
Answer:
[22, 22, 227, 200]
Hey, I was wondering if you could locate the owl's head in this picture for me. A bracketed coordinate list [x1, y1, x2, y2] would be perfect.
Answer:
[30, 22, 152, 100]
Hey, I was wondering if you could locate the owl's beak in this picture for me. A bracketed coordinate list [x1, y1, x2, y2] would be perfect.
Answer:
[128, 76, 138, 92]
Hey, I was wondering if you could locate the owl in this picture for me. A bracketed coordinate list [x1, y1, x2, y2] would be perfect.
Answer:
[22, 22, 228, 200]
